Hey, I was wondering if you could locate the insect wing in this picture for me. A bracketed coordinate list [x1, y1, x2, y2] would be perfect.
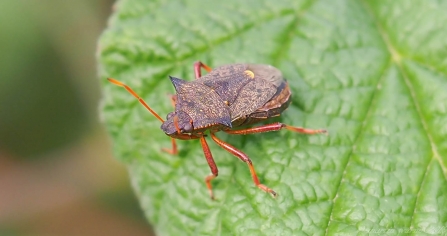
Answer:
[170, 76, 232, 129]
[230, 79, 276, 120]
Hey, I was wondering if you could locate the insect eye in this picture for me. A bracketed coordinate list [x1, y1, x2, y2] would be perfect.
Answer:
[182, 123, 193, 132]
[166, 112, 175, 120]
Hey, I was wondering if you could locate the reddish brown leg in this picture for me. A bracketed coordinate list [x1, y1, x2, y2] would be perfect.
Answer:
[194, 61, 212, 79]
[168, 94, 177, 107]
[162, 138, 178, 155]
[210, 132, 277, 197]
[200, 136, 218, 200]
[225, 122, 327, 135]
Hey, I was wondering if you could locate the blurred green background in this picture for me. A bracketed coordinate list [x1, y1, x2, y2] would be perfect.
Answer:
[0, 1, 154, 235]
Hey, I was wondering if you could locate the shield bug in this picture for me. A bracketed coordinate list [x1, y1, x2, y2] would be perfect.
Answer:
[107, 61, 327, 199]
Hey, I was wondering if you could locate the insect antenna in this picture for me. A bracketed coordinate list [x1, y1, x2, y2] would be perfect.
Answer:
[107, 78, 165, 123]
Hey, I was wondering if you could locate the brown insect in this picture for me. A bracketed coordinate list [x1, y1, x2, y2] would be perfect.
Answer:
[108, 61, 327, 199]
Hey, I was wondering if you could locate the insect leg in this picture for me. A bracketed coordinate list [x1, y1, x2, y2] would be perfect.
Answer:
[168, 94, 177, 107]
[194, 61, 212, 79]
[107, 78, 164, 123]
[161, 138, 178, 155]
[225, 122, 327, 135]
[200, 136, 218, 200]
[210, 132, 277, 198]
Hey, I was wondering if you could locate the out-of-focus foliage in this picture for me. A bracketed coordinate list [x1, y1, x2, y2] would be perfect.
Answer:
[0, 1, 154, 235]
[0, 1, 90, 157]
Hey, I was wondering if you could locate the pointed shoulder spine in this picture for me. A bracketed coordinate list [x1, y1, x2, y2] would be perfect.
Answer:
[169, 76, 188, 91]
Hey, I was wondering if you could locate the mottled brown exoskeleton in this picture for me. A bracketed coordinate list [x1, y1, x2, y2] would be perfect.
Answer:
[108, 61, 327, 199]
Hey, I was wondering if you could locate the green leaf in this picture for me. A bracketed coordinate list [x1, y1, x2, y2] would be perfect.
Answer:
[98, 0, 447, 235]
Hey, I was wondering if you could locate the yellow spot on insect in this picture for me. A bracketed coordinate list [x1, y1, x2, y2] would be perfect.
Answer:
[244, 70, 255, 79]
[224, 101, 229, 106]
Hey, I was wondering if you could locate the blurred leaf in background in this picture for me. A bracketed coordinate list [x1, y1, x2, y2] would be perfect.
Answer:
[100, 0, 447, 235]
[0, 0, 154, 235]
[0, 0, 90, 157]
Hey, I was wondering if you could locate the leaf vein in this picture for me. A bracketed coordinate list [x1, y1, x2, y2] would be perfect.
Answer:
[323, 61, 391, 235]
[361, 0, 447, 230]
